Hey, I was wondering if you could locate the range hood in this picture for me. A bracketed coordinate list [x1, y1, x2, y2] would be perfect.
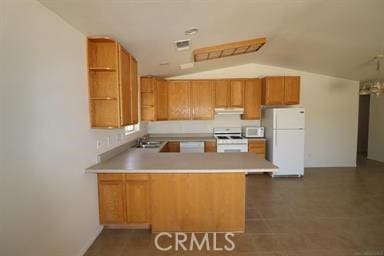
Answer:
[214, 107, 244, 115]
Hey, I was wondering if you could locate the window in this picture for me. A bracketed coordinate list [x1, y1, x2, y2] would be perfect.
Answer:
[124, 123, 139, 136]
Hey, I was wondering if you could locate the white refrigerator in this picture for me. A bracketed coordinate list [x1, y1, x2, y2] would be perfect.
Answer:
[262, 108, 305, 177]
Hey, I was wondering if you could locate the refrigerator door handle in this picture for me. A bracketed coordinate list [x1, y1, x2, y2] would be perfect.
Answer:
[274, 130, 277, 146]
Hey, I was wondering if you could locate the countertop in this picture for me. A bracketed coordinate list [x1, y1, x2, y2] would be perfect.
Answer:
[86, 137, 277, 174]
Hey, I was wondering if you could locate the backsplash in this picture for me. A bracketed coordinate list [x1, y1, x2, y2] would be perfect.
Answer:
[147, 115, 260, 134]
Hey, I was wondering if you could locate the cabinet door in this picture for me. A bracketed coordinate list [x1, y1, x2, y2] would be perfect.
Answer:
[248, 140, 266, 159]
[215, 80, 230, 108]
[284, 76, 300, 105]
[156, 79, 168, 120]
[192, 80, 214, 120]
[125, 180, 150, 224]
[167, 141, 180, 152]
[230, 80, 244, 107]
[98, 180, 125, 224]
[262, 77, 285, 105]
[119, 47, 132, 126]
[242, 79, 261, 120]
[204, 141, 217, 152]
[130, 57, 139, 124]
[140, 77, 155, 121]
[168, 80, 191, 120]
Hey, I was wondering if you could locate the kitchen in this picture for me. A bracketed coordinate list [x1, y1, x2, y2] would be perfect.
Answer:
[2, 1, 384, 256]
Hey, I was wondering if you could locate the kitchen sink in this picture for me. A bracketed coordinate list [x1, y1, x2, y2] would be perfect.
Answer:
[134, 141, 163, 149]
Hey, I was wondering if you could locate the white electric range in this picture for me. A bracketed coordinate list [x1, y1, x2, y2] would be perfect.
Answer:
[213, 127, 248, 153]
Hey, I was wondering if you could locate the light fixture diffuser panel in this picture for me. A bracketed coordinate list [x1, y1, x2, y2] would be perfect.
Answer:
[193, 37, 266, 62]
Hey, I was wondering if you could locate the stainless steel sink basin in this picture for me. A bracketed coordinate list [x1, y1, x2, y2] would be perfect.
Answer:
[134, 141, 163, 149]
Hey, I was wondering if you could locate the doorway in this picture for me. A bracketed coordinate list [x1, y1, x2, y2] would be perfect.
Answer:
[357, 95, 370, 158]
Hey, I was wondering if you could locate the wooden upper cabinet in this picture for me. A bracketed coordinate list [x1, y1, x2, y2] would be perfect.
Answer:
[215, 80, 230, 108]
[140, 77, 156, 121]
[262, 76, 301, 105]
[284, 76, 300, 105]
[87, 37, 138, 128]
[130, 57, 139, 124]
[167, 80, 191, 120]
[192, 80, 214, 120]
[156, 80, 168, 120]
[262, 76, 285, 105]
[119, 47, 132, 126]
[242, 79, 262, 120]
[229, 80, 244, 107]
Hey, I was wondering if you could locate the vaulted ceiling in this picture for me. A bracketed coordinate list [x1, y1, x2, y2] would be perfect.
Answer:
[39, 0, 384, 81]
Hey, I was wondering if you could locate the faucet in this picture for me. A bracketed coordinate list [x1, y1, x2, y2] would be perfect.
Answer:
[137, 135, 149, 146]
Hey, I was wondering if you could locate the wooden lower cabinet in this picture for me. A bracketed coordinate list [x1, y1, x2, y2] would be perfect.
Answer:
[248, 140, 266, 159]
[204, 141, 217, 152]
[160, 141, 180, 152]
[98, 180, 126, 224]
[98, 173, 150, 226]
[150, 173, 245, 232]
[97, 172, 246, 232]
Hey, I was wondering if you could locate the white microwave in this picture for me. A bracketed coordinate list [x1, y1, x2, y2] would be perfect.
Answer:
[242, 126, 264, 138]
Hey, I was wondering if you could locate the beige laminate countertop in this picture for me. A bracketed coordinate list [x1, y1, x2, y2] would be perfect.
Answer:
[86, 141, 277, 174]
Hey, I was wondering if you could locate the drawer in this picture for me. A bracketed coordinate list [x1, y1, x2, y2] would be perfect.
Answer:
[98, 173, 124, 181]
[125, 174, 150, 181]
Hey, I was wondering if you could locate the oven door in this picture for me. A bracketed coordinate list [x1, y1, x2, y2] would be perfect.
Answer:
[217, 143, 248, 153]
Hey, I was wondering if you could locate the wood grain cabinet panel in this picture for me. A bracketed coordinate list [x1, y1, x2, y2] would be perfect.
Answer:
[130, 57, 139, 124]
[262, 76, 285, 105]
[119, 47, 132, 126]
[167, 141, 180, 152]
[242, 79, 261, 120]
[98, 179, 125, 224]
[125, 179, 150, 224]
[156, 80, 168, 120]
[98, 173, 151, 226]
[168, 80, 191, 120]
[284, 76, 300, 105]
[204, 141, 217, 152]
[229, 80, 245, 107]
[140, 77, 168, 121]
[248, 140, 266, 159]
[215, 80, 230, 108]
[88, 38, 139, 128]
[191, 80, 214, 120]
[150, 173, 245, 232]
[262, 76, 300, 105]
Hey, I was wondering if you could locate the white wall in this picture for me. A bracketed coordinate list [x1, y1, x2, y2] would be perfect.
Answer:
[151, 63, 360, 167]
[368, 95, 384, 162]
[0, 1, 146, 255]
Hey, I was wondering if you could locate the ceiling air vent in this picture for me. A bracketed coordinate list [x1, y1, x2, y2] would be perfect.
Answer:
[175, 39, 191, 51]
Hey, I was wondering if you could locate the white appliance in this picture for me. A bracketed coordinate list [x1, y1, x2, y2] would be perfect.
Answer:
[213, 127, 248, 153]
[180, 141, 204, 153]
[242, 126, 264, 138]
[262, 108, 305, 177]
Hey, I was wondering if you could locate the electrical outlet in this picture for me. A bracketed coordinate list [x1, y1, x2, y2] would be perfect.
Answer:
[107, 136, 111, 145]
[96, 140, 102, 149]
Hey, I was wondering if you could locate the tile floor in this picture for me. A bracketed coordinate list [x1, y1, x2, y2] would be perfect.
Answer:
[85, 158, 384, 256]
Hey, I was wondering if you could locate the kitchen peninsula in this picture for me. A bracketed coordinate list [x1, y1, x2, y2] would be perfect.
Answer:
[87, 138, 277, 233]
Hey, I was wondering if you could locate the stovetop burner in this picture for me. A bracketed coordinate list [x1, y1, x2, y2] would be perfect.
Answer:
[217, 136, 229, 139]
[230, 136, 243, 139]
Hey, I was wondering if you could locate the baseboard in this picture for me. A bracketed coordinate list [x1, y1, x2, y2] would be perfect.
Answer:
[76, 225, 104, 256]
